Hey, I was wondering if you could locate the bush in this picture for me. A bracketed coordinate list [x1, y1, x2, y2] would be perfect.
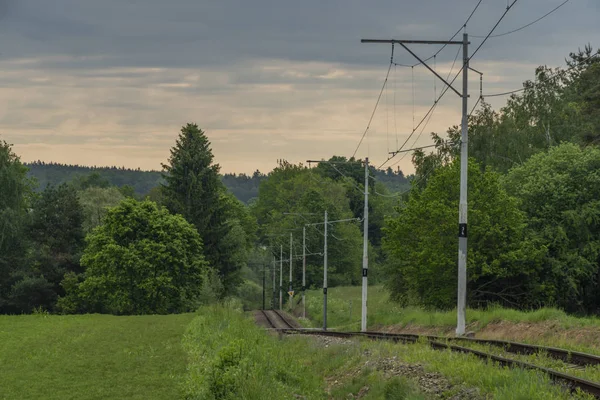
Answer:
[182, 305, 324, 399]
[63, 199, 211, 314]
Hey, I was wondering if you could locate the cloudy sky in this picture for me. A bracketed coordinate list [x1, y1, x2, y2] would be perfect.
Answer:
[0, 0, 598, 174]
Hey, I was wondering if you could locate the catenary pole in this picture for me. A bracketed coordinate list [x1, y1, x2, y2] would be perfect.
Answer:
[457, 33, 469, 336]
[272, 256, 276, 309]
[279, 245, 283, 310]
[289, 233, 293, 305]
[360, 37, 470, 336]
[323, 210, 328, 330]
[361, 158, 369, 332]
[302, 227, 306, 318]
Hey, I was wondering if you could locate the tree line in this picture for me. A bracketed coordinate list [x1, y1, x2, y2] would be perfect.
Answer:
[0, 124, 255, 314]
[384, 46, 600, 314]
[2, 44, 598, 316]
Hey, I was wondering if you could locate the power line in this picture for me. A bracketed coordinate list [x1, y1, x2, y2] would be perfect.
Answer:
[483, 52, 600, 98]
[364, 0, 486, 167]
[380, 65, 462, 169]
[394, 64, 398, 150]
[371, 165, 441, 198]
[403, 44, 462, 157]
[351, 45, 394, 159]
[380, 0, 520, 169]
[469, 0, 519, 61]
[471, 0, 571, 39]
[413, 0, 484, 67]
[469, 95, 483, 117]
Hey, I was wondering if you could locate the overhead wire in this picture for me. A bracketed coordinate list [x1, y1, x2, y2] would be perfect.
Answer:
[351, 45, 394, 159]
[411, 66, 415, 131]
[471, 0, 571, 39]
[369, 165, 442, 198]
[469, 96, 483, 117]
[412, 0, 484, 67]
[380, 0, 520, 169]
[386, 63, 390, 154]
[483, 52, 600, 98]
[380, 45, 462, 169]
[354, 0, 484, 161]
[394, 64, 399, 149]
[469, 0, 519, 61]
[402, 44, 462, 160]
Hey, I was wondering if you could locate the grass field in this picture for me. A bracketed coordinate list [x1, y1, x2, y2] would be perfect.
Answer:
[301, 285, 600, 332]
[297, 285, 600, 357]
[0, 313, 194, 400]
[0, 302, 590, 399]
[183, 303, 583, 400]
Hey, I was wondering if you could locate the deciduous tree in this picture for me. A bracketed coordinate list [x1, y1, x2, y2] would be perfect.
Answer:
[63, 199, 209, 314]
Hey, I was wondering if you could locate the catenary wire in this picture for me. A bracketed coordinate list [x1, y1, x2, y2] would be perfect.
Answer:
[471, 0, 571, 39]
[351, 45, 394, 159]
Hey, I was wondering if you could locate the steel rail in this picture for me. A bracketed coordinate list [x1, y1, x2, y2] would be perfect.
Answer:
[272, 309, 294, 329]
[261, 310, 278, 329]
[277, 328, 600, 397]
[356, 331, 600, 367]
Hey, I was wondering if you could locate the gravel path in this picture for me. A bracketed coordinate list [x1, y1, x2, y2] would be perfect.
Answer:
[304, 335, 484, 400]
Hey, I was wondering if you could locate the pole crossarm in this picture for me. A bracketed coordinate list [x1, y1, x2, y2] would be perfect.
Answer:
[361, 38, 465, 97]
[306, 160, 364, 164]
[397, 43, 462, 97]
[361, 39, 467, 45]
[389, 142, 450, 156]
[305, 217, 360, 226]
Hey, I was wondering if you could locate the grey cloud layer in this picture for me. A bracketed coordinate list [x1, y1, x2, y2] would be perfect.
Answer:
[0, 0, 598, 173]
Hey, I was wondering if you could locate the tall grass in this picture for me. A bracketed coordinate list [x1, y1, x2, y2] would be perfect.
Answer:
[384, 340, 593, 400]
[182, 301, 584, 399]
[302, 285, 600, 331]
[182, 300, 431, 399]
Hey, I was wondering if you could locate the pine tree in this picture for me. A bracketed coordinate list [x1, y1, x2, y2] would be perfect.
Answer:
[161, 123, 244, 290]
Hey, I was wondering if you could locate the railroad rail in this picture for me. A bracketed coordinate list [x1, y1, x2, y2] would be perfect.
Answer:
[277, 328, 600, 398]
[261, 309, 294, 329]
[354, 331, 600, 367]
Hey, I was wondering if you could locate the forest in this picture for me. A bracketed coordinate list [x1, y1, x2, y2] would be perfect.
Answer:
[0, 45, 599, 316]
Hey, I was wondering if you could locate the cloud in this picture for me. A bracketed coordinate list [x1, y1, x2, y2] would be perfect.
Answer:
[0, 0, 598, 174]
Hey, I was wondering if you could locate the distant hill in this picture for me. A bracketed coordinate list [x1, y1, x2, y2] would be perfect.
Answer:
[25, 162, 408, 204]
[24, 162, 266, 204]
[25, 162, 163, 196]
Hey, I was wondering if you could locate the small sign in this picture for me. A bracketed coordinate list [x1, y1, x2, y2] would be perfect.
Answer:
[288, 291, 295, 297]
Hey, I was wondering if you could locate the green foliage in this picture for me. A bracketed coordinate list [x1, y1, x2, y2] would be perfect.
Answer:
[221, 170, 267, 204]
[9, 183, 85, 313]
[78, 186, 125, 233]
[235, 279, 263, 311]
[182, 304, 325, 399]
[0, 313, 193, 399]
[0, 140, 33, 313]
[252, 161, 363, 287]
[26, 161, 163, 196]
[412, 48, 600, 177]
[315, 156, 402, 247]
[505, 143, 600, 313]
[565, 46, 600, 144]
[66, 199, 209, 314]
[71, 171, 111, 190]
[383, 159, 545, 309]
[8, 276, 57, 314]
[161, 123, 249, 291]
[29, 184, 85, 257]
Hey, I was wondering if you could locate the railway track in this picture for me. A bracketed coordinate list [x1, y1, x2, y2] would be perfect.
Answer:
[261, 309, 295, 329]
[357, 331, 600, 367]
[276, 327, 600, 398]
